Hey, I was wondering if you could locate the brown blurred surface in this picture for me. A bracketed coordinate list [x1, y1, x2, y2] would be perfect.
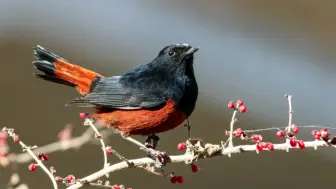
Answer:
[1, 1, 336, 189]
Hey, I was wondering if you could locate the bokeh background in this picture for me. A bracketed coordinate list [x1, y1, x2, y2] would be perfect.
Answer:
[1, 1, 336, 188]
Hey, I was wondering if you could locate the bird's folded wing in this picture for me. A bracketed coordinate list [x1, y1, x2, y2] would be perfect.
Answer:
[68, 76, 166, 110]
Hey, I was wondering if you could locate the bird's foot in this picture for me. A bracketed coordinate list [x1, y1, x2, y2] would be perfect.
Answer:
[145, 134, 160, 150]
[144, 134, 171, 168]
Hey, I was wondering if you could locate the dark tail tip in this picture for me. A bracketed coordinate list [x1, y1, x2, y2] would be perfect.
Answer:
[33, 45, 59, 62]
[33, 60, 55, 75]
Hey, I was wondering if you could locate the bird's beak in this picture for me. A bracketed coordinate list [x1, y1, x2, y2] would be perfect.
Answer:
[185, 47, 199, 55]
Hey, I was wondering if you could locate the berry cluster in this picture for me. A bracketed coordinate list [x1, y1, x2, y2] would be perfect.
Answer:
[28, 152, 50, 171]
[170, 175, 184, 184]
[227, 100, 247, 113]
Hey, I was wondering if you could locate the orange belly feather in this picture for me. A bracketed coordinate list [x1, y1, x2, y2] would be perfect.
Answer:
[91, 99, 186, 136]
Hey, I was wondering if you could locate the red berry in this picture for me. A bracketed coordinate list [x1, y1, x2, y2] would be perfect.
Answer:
[256, 143, 263, 151]
[37, 152, 44, 160]
[95, 133, 102, 139]
[227, 101, 235, 109]
[267, 143, 274, 151]
[112, 185, 121, 189]
[292, 125, 299, 134]
[28, 163, 37, 171]
[238, 105, 247, 113]
[236, 100, 244, 106]
[289, 138, 297, 147]
[176, 176, 184, 183]
[321, 128, 330, 138]
[314, 131, 321, 140]
[79, 112, 87, 119]
[55, 176, 63, 182]
[43, 155, 49, 161]
[13, 135, 20, 143]
[170, 176, 177, 183]
[177, 142, 186, 151]
[252, 134, 262, 142]
[191, 164, 199, 172]
[276, 131, 285, 138]
[106, 148, 113, 155]
[312, 130, 318, 135]
[66, 175, 75, 183]
[234, 128, 243, 137]
[297, 140, 305, 150]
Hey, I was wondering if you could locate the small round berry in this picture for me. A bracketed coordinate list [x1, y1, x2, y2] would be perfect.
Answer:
[170, 176, 177, 184]
[95, 133, 102, 139]
[252, 134, 263, 142]
[227, 101, 235, 109]
[55, 176, 63, 182]
[191, 164, 199, 172]
[289, 138, 297, 147]
[236, 100, 244, 106]
[276, 131, 285, 138]
[321, 128, 330, 138]
[292, 125, 299, 134]
[314, 131, 321, 140]
[79, 112, 87, 119]
[297, 140, 305, 150]
[13, 135, 20, 143]
[106, 148, 113, 155]
[238, 105, 247, 113]
[312, 130, 318, 135]
[28, 163, 37, 171]
[111, 185, 121, 189]
[256, 143, 263, 151]
[43, 155, 50, 161]
[235, 128, 243, 137]
[66, 175, 75, 183]
[37, 152, 45, 160]
[267, 143, 274, 151]
[176, 176, 184, 183]
[177, 142, 186, 151]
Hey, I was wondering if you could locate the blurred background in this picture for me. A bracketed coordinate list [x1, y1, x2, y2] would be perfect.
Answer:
[0, 0, 336, 188]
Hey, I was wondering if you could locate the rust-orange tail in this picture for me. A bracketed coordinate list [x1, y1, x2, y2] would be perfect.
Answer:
[32, 45, 103, 95]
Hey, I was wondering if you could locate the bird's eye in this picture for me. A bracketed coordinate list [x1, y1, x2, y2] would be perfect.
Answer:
[168, 50, 176, 57]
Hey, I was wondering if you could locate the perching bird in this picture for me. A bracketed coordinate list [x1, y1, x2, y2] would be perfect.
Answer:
[32, 44, 199, 148]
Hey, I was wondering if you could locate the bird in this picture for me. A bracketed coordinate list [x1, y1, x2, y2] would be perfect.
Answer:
[32, 44, 199, 149]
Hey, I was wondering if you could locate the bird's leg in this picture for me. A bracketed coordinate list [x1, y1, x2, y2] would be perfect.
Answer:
[184, 118, 192, 139]
[145, 134, 160, 150]
[121, 133, 170, 168]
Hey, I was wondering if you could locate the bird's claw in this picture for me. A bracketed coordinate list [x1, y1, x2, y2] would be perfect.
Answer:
[145, 134, 160, 150]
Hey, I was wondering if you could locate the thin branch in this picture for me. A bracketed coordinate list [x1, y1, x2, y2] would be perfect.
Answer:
[227, 109, 238, 157]
[3, 128, 58, 189]
[66, 138, 335, 189]
[285, 94, 293, 152]
[6, 127, 95, 164]
[84, 119, 109, 177]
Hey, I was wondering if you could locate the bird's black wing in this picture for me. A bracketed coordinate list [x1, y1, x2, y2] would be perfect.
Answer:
[68, 76, 166, 110]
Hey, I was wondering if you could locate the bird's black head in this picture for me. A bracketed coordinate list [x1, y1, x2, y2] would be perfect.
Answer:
[152, 43, 199, 74]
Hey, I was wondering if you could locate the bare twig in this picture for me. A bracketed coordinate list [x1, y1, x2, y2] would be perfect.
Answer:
[84, 119, 109, 177]
[66, 138, 335, 189]
[285, 94, 293, 152]
[6, 127, 95, 164]
[227, 108, 238, 157]
[3, 128, 58, 189]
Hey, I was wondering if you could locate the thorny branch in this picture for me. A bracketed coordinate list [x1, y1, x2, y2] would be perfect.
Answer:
[3, 94, 336, 189]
